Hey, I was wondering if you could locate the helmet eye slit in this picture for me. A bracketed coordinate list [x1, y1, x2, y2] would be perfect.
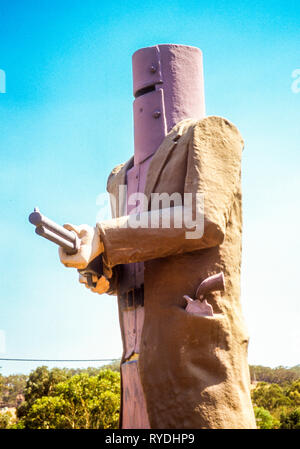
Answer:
[134, 85, 156, 98]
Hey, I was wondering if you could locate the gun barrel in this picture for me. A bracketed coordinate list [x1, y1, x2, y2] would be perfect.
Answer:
[29, 210, 75, 243]
[35, 226, 77, 254]
[29, 208, 79, 254]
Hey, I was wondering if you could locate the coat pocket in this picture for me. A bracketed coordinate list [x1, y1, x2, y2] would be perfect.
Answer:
[177, 307, 229, 356]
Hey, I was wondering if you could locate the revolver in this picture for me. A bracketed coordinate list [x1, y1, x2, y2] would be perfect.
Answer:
[28, 207, 103, 288]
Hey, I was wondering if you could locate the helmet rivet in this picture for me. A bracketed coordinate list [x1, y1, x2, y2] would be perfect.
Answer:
[152, 110, 161, 119]
[150, 65, 157, 73]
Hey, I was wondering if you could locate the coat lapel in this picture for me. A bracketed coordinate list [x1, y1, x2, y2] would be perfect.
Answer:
[143, 135, 177, 205]
[107, 118, 195, 217]
[144, 118, 195, 205]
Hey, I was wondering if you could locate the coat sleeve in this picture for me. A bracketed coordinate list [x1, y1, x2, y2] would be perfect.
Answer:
[97, 116, 243, 269]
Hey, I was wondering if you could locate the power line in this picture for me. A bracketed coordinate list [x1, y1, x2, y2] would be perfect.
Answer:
[0, 358, 119, 362]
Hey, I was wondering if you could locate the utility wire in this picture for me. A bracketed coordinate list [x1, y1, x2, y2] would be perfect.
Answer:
[0, 358, 119, 362]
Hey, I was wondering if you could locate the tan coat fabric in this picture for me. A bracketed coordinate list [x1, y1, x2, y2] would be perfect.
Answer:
[97, 116, 256, 429]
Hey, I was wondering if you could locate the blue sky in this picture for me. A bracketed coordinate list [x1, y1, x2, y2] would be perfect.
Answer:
[0, 0, 299, 376]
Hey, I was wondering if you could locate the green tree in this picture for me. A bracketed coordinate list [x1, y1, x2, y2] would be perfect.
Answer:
[253, 406, 279, 429]
[0, 374, 26, 408]
[24, 396, 68, 429]
[286, 380, 300, 406]
[24, 366, 69, 403]
[280, 408, 300, 429]
[19, 369, 120, 429]
[0, 409, 18, 429]
[17, 366, 70, 419]
[252, 382, 291, 411]
[3, 375, 26, 406]
[250, 365, 300, 385]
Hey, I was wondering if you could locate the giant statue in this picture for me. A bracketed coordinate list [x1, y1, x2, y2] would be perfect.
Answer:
[30, 44, 256, 429]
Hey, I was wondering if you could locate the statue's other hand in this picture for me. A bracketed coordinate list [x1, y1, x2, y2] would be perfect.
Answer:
[59, 223, 104, 270]
[79, 273, 110, 295]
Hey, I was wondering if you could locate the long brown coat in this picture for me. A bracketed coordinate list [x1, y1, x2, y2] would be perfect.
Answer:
[97, 116, 256, 429]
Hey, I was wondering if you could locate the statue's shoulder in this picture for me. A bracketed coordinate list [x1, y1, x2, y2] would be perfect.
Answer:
[106, 162, 126, 192]
[106, 157, 134, 193]
[191, 116, 244, 147]
[170, 116, 242, 144]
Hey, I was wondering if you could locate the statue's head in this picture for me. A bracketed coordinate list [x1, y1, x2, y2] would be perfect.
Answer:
[132, 44, 205, 164]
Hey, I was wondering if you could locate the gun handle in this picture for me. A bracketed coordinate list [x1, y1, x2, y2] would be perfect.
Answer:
[78, 254, 104, 288]
[195, 272, 225, 300]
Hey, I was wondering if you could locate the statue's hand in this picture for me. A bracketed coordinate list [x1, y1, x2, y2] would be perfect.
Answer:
[79, 273, 110, 294]
[58, 223, 104, 269]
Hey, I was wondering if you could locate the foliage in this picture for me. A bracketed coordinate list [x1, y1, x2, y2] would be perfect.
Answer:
[252, 382, 291, 411]
[22, 396, 68, 429]
[0, 374, 27, 408]
[253, 406, 279, 429]
[250, 365, 300, 385]
[286, 380, 300, 406]
[0, 408, 17, 428]
[18, 369, 120, 429]
[279, 408, 300, 429]
[17, 366, 70, 420]
[251, 380, 300, 429]
[23, 366, 69, 404]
